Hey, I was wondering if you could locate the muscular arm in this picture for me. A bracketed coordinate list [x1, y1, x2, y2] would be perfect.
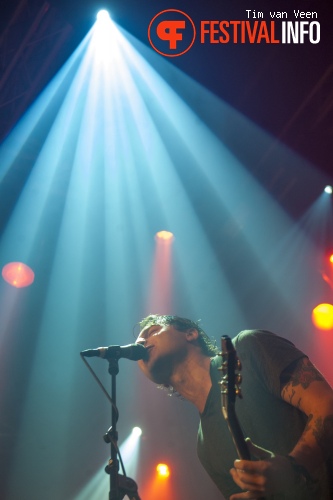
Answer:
[280, 356, 333, 474]
[229, 355, 333, 499]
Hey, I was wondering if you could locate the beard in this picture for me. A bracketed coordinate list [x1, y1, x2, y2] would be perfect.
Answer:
[147, 348, 188, 385]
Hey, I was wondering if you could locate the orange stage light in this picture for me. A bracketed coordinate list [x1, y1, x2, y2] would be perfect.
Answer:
[329, 254, 333, 264]
[156, 463, 170, 478]
[1, 262, 35, 288]
[155, 231, 174, 242]
[312, 303, 333, 330]
[141, 463, 172, 500]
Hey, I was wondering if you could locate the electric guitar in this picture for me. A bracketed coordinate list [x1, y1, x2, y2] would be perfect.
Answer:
[220, 335, 250, 459]
[220, 335, 265, 499]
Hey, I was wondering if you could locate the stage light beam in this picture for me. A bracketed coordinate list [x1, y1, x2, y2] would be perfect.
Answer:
[147, 232, 174, 314]
[92, 8, 117, 59]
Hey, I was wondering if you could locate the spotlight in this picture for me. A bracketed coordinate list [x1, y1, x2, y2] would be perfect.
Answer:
[155, 231, 174, 242]
[132, 427, 142, 437]
[93, 8, 114, 57]
[2, 262, 35, 288]
[96, 9, 111, 22]
[156, 463, 170, 478]
[312, 303, 333, 330]
[324, 185, 332, 194]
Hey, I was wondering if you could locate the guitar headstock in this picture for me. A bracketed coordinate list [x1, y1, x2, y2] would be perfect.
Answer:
[219, 335, 242, 420]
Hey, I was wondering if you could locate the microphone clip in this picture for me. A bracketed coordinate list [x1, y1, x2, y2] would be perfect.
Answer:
[103, 426, 118, 444]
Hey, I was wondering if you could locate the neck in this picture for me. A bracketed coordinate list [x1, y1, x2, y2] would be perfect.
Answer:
[169, 353, 212, 413]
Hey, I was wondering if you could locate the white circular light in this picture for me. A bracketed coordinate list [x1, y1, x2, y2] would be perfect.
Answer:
[96, 10, 111, 22]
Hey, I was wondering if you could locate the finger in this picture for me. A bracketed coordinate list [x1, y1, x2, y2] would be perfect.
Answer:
[230, 490, 264, 500]
[230, 467, 264, 490]
[234, 459, 268, 474]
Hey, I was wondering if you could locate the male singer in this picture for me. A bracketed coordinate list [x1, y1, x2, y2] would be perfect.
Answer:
[136, 314, 333, 499]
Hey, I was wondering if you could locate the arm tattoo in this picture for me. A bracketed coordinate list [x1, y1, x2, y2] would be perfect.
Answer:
[313, 414, 333, 460]
[292, 413, 333, 460]
[281, 358, 333, 460]
[289, 358, 324, 389]
[281, 357, 324, 399]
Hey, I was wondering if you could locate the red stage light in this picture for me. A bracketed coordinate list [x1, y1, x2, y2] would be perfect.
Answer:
[329, 254, 333, 264]
[156, 463, 170, 478]
[1, 262, 35, 288]
[312, 303, 333, 330]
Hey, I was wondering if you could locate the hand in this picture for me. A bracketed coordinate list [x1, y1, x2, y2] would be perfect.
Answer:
[229, 439, 296, 499]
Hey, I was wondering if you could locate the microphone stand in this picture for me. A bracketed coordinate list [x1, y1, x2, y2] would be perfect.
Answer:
[104, 357, 141, 500]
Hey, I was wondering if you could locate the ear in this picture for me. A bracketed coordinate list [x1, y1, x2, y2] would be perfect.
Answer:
[185, 328, 199, 342]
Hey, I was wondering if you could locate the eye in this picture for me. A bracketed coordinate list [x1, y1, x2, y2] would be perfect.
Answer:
[147, 325, 161, 337]
[147, 327, 157, 337]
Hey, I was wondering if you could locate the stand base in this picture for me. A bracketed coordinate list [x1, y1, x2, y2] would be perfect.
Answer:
[105, 469, 141, 500]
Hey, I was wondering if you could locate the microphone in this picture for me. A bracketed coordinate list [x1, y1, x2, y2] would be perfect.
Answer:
[80, 343, 148, 361]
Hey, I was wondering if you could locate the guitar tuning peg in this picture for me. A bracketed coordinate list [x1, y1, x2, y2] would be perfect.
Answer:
[219, 379, 228, 393]
[235, 387, 243, 398]
[236, 359, 242, 370]
[236, 373, 242, 384]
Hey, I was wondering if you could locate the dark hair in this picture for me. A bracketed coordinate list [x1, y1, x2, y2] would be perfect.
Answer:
[139, 314, 218, 357]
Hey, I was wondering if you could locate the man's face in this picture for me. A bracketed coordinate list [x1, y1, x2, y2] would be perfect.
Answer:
[136, 323, 190, 384]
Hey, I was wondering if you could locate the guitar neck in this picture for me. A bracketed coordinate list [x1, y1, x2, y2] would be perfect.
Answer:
[220, 336, 266, 500]
[220, 335, 250, 460]
[225, 404, 251, 460]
